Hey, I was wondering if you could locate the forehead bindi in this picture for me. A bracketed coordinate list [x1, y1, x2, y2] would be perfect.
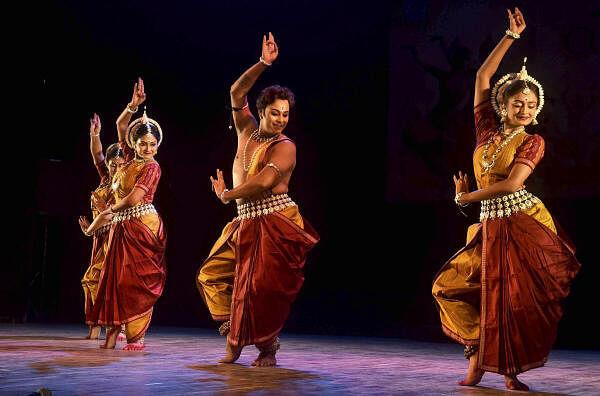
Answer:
[511, 94, 538, 105]
[138, 134, 157, 144]
[268, 100, 290, 113]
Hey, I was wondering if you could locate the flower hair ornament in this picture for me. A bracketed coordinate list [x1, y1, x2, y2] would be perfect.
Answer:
[490, 57, 545, 125]
[126, 106, 163, 148]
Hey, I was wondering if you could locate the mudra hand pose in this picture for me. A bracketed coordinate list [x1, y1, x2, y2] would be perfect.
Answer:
[432, 8, 580, 391]
[197, 33, 319, 367]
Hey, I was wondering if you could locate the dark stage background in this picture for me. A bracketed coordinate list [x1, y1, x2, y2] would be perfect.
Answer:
[4, 0, 599, 350]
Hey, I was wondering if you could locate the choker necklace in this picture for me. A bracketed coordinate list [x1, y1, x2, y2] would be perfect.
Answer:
[251, 129, 278, 143]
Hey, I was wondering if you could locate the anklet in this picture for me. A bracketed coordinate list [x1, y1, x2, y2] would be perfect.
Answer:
[218, 320, 231, 336]
[464, 345, 479, 359]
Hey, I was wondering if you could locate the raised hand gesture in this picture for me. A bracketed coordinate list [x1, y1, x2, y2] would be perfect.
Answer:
[261, 32, 279, 65]
[90, 113, 101, 136]
[453, 171, 470, 195]
[129, 77, 147, 108]
[508, 7, 526, 35]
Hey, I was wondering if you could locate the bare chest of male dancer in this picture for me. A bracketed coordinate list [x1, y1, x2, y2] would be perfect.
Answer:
[232, 132, 292, 202]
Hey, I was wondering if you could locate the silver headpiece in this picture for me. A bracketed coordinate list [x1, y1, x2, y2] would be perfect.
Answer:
[126, 106, 163, 148]
[490, 57, 545, 125]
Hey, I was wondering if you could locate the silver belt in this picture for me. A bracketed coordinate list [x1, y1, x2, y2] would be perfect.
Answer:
[112, 203, 157, 223]
[480, 189, 540, 221]
[94, 223, 111, 236]
[235, 193, 296, 221]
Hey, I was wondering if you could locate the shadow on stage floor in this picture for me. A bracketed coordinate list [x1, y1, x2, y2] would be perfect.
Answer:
[1, 324, 598, 395]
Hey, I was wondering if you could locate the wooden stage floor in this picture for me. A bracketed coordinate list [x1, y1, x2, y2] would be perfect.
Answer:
[0, 324, 598, 395]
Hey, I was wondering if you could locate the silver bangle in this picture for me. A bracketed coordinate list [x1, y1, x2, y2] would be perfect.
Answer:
[505, 30, 520, 39]
[454, 192, 469, 207]
[220, 188, 230, 204]
[259, 56, 272, 66]
[126, 104, 138, 114]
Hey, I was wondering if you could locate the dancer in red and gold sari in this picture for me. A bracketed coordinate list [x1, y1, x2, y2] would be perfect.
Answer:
[197, 33, 319, 367]
[87, 78, 167, 351]
[432, 8, 580, 391]
[78, 113, 123, 340]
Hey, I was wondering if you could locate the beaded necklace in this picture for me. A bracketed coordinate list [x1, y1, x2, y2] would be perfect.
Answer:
[481, 125, 524, 173]
[243, 129, 278, 172]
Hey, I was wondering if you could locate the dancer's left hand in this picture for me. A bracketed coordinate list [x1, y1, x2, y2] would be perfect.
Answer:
[90, 113, 101, 136]
[453, 171, 469, 194]
[262, 32, 279, 65]
[210, 169, 228, 203]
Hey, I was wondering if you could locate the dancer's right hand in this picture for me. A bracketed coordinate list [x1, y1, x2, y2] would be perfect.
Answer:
[453, 171, 469, 195]
[210, 169, 228, 203]
[507, 7, 526, 35]
[95, 210, 114, 228]
[129, 77, 147, 108]
[78, 216, 91, 235]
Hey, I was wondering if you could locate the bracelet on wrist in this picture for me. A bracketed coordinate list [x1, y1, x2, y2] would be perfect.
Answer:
[454, 192, 469, 207]
[126, 104, 138, 114]
[220, 189, 230, 204]
[505, 30, 520, 39]
[259, 56, 272, 66]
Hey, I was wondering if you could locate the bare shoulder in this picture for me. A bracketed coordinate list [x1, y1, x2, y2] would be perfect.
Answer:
[271, 138, 296, 153]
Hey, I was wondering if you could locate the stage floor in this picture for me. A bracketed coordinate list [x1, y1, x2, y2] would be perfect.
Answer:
[0, 324, 598, 395]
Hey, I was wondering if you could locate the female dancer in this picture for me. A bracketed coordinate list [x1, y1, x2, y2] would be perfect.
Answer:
[432, 8, 580, 391]
[86, 78, 167, 350]
[79, 113, 123, 340]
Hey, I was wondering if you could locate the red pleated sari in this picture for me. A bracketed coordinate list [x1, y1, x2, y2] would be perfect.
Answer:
[432, 101, 580, 375]
[91, 143, 166, 342]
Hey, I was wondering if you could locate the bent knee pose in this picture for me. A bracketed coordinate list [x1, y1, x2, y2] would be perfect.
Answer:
[197, 33, 319, 367]
[432, 7, 580, 391]
[87, 78, 167, 351]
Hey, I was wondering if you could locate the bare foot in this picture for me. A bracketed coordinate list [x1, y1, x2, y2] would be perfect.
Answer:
[99, 326, 118, 349]
[123, 342, 145, 351]
[85, 325, 101, 340]
[252, 338, 280, 367]
[505, 375, 529, 391]
[251, 351, 277, 367]
[219, 341, 242, 363]
[458, 351, 485, 386]
[458, 368, 484, 386]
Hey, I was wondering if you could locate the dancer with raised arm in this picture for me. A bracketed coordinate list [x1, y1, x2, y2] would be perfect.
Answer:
[432, 8, 580, 391]
[197, 33, 319, 367]
[87, 78, 167, 351]
[79, 113, 123, 340]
